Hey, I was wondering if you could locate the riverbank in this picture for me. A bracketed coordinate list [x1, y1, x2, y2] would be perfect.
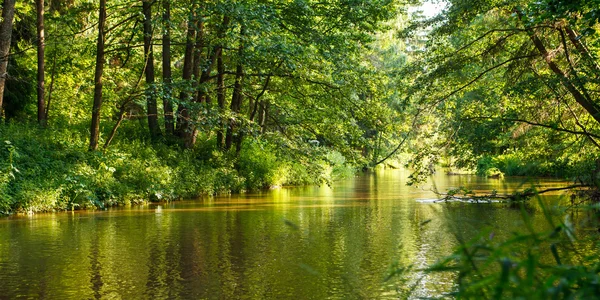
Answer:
[0, 170, 593, 299]
[0, 123, 353, 215]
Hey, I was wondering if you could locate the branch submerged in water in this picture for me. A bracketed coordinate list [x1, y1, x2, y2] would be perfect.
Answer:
[429, 185, 591, 203]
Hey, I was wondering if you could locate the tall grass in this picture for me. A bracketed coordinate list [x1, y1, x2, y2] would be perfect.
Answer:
[388, 193, 600, 299]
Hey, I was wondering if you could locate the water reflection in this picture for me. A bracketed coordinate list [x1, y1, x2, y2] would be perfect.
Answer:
[0, 170, 584, 299]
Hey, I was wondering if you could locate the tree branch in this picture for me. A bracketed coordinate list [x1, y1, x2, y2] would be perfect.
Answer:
[432, 184, 590, 203]
[431, 54, 536, 107]
[460, 116, 600, 139]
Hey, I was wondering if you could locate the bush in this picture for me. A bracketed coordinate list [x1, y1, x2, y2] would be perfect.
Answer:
[475, 152, 594, 179]
[0, 123, 357, 214]
[238, 139, 280, 189]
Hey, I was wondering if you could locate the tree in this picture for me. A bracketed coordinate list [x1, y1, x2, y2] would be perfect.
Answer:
[0, 0, 16, 119]
[400, 0, 600, 181]
[175, 4, 196, 147]
[89, 0, 107, 151]
[162, 0, 174, 136]
[216, 28, 226, 149]
[225, 24, 245, 152]
[143, 0, 161, 139]
[37, 0, 46, 125]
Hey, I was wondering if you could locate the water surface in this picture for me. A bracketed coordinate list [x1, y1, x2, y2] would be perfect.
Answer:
[0, 170, 579, 299]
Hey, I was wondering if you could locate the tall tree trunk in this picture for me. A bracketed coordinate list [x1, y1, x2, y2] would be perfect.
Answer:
[143, 0, 161, 139]
[175, 8, 196, 142]
[216, 49, 225, 149]
[215, 16, 230, 150]
[183, 16, 205, 148]
[225, 25, 245, 152]
[89, 0, 107, 151]
[192, 18, 203, 102]
[45, 49, 57, 120]
[36, 0, 46, 126]
[162, 0, 174, 135]
[182, 11, 227, 148]
[0, 0, 16, 120]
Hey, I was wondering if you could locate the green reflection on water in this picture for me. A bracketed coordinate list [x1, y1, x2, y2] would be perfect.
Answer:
[0, 170, 585, 299]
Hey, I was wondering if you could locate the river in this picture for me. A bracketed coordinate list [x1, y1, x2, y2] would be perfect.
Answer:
[0, 170, 580, 299]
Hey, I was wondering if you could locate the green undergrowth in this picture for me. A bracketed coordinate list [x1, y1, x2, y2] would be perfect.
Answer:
[476, 153, 593, 179]
[0, 123, 353, 215]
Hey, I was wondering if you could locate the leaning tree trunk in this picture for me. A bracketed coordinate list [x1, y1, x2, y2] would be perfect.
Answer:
[37, 0, 46, 125]
[89, 0, 107, 151]
[529, 31, 600, 124]
[162, 0, 174, 135]
[0, 0, 16, 120]
[516, 11, 600, 125]
[143, 0, 161, 139]
[565, 27, 600, 79]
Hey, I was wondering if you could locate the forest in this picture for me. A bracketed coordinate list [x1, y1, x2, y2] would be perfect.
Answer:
[0, 0, 411, 213]
[0, 0, 600, 298]
[0, 0, 594, 214]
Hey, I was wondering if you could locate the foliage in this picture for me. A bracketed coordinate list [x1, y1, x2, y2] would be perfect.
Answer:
[0, 121, 356, 214]
[430, 200, 600, 298]
[386, 195, 600, 298]
[398, 0, 600, 185]
[0, 0, 413, 213]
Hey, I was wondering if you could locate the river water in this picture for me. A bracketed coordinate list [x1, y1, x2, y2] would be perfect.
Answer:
[0, 170, 581, 299]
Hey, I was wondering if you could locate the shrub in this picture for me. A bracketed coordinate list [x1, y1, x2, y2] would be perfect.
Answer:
[0, 123, 358, 214]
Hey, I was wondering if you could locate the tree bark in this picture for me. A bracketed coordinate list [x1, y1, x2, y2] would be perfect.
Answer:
[180, 13, 228, 148]
[216, 48, 225, 149]
[143, 0, 161, 139]
[192, 18, 203, 103]
[45, 49, 57, 120]
[175, 7, 196, 143]
[225, 25, 245, 152]
[89, 0, 107, 151]
[37, 0, 46, 126]
[181, 15, 205, 148]
[213, 16, 229, 149]
[162, 0, 174, 135]
[0, 0, 16, 119]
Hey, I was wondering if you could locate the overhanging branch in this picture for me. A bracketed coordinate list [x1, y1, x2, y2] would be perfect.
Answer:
[460, 116, 600, 139]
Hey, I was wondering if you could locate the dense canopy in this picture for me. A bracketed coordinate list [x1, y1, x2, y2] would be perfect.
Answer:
[0, 0, 598, 210]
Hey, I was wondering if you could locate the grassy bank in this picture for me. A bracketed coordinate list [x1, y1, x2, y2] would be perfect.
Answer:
[0, 123, 353, 215]
[474, 153, 597, 180]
